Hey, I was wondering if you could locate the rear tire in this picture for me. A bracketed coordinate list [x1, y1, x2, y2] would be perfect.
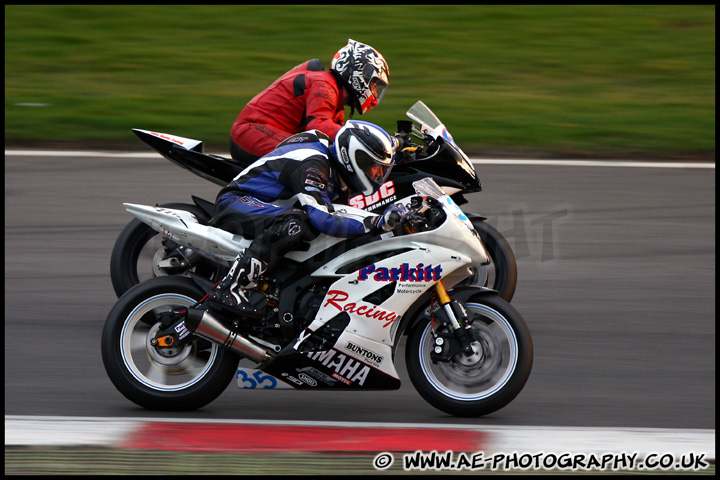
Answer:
[110, 202, 224, 297]
[101, 276, 239, 410]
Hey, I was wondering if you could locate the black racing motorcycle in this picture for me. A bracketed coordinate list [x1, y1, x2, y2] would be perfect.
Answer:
[110, 101, 517, 301]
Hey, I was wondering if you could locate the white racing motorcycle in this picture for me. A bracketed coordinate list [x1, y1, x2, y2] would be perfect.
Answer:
[101, 176, 533, 417]
[110, 101, 517, 303]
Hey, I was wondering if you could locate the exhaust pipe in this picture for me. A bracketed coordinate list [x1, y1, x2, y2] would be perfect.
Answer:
[185, 309, 271, 365]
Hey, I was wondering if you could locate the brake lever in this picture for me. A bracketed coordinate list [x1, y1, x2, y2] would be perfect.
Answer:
[404, 196, 429, 232]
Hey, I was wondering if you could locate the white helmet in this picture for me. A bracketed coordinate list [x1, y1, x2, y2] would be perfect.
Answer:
[330, 39, 389, 115]
[332, 120, 397, 196]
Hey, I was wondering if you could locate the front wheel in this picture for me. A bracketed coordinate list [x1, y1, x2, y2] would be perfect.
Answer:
[101, 276, 240, 410]
[468, 219, 518, 303]
[406, 293, 532, 417]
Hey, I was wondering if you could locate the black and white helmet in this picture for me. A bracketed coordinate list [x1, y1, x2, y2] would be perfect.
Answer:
[330, 39, 389, 115]
[332, 120, 397, 196]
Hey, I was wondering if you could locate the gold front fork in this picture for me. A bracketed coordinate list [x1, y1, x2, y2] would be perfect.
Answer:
[434, 280, 473, 354]
[435, 280, 451, 305]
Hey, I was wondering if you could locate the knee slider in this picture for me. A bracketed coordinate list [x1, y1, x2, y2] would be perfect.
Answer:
[271, 214, 310, 242]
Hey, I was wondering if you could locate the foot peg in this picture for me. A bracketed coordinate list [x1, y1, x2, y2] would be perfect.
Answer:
[207, 291, 264, 320]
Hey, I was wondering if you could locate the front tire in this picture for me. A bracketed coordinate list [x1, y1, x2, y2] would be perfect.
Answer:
[406, 293, 532, 417]
[101, 276, 240, 411]
[469, 219, 518, 302]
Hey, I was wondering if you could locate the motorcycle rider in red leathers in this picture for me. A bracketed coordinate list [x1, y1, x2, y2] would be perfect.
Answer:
[210, 39, 394, 317]
[229, 39, 390, 163]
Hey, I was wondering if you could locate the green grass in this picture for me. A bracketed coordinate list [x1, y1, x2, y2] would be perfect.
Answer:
[5, 448, 715, 475]
[4, 5, 715, 158]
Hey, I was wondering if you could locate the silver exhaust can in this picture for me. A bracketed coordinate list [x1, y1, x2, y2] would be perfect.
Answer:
[185, 309, 270, 364]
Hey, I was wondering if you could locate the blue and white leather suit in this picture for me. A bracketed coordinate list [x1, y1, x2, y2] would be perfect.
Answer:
[212, 129, 367, 267]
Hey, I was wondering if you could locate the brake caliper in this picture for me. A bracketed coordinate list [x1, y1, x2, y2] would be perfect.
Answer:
[150, 308, 191, 348]
[429, 300, 477, 363]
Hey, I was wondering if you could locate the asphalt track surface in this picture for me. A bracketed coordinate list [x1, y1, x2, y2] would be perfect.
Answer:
[4, 150, 715, 431]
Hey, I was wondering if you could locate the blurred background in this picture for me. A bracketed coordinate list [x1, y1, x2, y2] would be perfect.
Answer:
[4, 5, 715, 475]
[5, 5, 715, 159]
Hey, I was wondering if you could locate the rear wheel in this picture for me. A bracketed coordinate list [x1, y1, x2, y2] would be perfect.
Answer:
[101, 276, 239, 410]
[110, 202, 226, 297]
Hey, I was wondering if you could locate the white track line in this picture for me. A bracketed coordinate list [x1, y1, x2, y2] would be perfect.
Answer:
[471, 158, 714, 169]
[4, 415, 715, 460]
[4, 150, 715, 169]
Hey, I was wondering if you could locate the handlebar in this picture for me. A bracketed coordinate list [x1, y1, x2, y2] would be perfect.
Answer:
[394, 120, 442, 164]
[398, 195, 447, 234]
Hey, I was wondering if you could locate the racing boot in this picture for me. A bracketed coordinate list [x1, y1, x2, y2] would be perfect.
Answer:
[209, 252, 267, 318]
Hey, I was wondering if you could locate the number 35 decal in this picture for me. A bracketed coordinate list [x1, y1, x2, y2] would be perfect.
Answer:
[236, 368, 283, 389]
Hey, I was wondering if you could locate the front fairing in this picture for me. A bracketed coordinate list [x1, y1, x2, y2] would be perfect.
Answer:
[411, 178, 489, 268]
[391, 145, 481, 192]
[399, 102, 481, 192]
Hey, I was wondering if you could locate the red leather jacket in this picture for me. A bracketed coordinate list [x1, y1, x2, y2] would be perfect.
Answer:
[231, 59, 345, 158]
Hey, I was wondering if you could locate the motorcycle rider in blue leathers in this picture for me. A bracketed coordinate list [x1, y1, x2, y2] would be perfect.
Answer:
[209, 120, 409, 315]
